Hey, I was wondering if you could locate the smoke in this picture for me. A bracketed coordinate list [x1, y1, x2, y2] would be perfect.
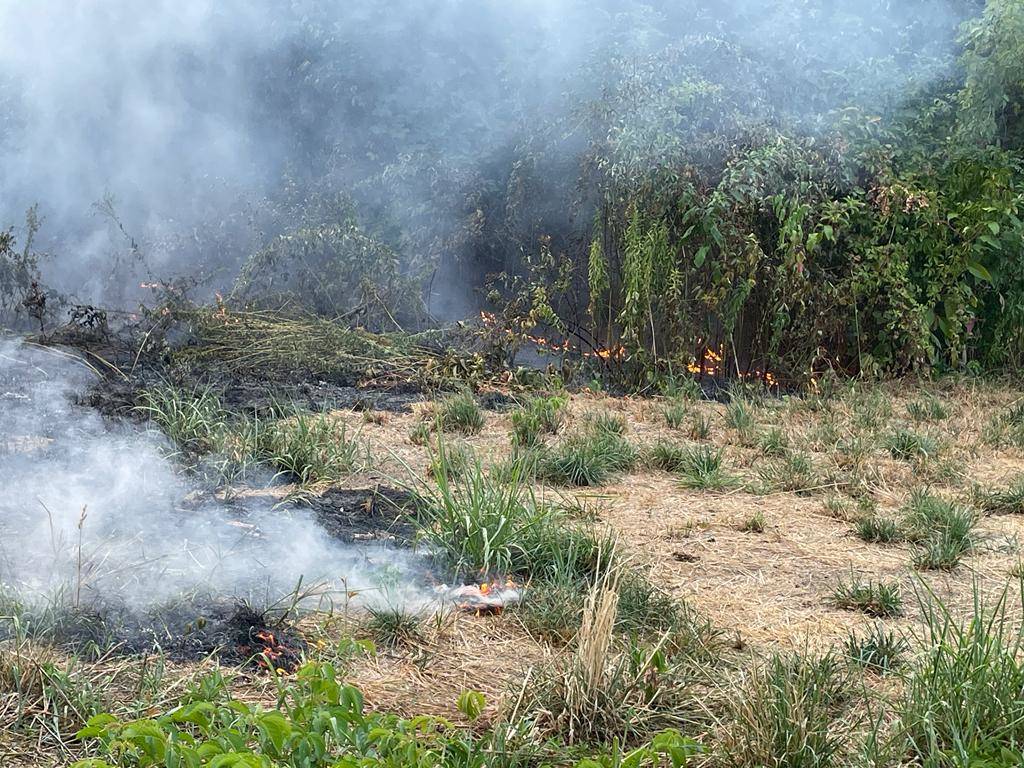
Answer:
[0, 1, 975, 314]
[0, 340, 423, 613]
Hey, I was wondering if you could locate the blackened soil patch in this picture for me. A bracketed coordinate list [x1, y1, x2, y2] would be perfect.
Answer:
[309, 486, 417, 545]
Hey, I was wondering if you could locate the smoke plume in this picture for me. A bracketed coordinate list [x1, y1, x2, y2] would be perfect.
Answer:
[0, 340, 422, 613]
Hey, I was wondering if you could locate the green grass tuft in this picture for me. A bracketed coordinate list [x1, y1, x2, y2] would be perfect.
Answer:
[845, 624, 907, 673]
[436, 392, 485, 435]
[678, 445, 736, 490]
[830, 574, 902, 617]
[885, 429, 939, 461]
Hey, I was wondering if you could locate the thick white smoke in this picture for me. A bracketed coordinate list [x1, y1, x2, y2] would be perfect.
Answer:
[0, 340, 423, 613]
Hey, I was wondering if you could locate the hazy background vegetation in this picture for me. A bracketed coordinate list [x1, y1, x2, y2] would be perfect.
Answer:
[3, 0, 1024, 382]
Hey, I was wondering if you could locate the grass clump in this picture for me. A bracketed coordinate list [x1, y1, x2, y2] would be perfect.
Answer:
[418, 451, 544, 575]
[758, 452, 817, 495]
[521, 569, 699, 746]
[137, 385, 227, 453]
[885, 428, 939, 461]
[540, 422, 637, 487]
[906, 396, 949, 423]
[583, 410, 628, 437]
[830, 574, 902, 617]
[758, 427, 789, 457]
[854, 514, 902, 544]
[975, 475, 1024, 515]
[725, 398, 758, 444]
[718, 652, 849, 768]
[647, 440, 689, 473]
[903, 490, 978, 571]
[899, 586, 1024, 766]
[510, 395, 567, 447]
[436, 392, 485, 435]
[261, 412, 364, 484]
[663, 399, 688, 429]
[677, 445, 736, 490]
[739, 511, 767, 533]
[688, 412, 712, 441]
[845, 624, 907, 674]
[365, 605, 424, 649]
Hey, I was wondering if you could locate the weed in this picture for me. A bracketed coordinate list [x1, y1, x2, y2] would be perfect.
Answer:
[855, 514, 902, 544]
[261, 411, 364, 484]
[365, 605, 424, 649]
[975, 476, 1024, 515]
[845, 624, 907, 673]
[678, 445, 736, 490]
[663, 399, 688, 429]
[739, 511, 767, 533]
[437, 392, 485, 435]
[830, 574, 902, 617]
[900, 586, 1024, 765]
[137, 385, 227, 453]
[510, 395, 567, 447]
[718, 652, 849, 768]
[759, 452, 817, 495]
[688, 412, 712, 441]
[906, 396, 949, 422]
[1011, 560, 1024, 579]
[758, 427, 789, 457]
[886, 429, 939, 461]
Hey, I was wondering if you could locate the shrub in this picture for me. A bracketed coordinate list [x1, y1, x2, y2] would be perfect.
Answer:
[829, 575, 902, 618]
